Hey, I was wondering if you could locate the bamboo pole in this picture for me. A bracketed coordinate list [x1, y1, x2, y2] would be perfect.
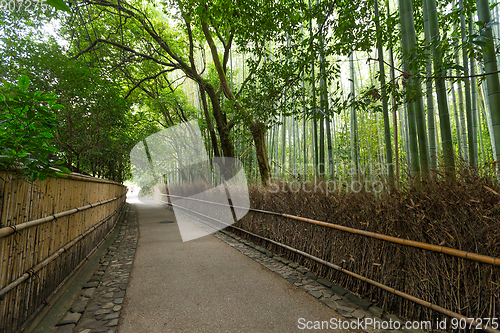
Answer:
[427, 0, 455, 177]
[477, 0, 500, 170]
[0, 195, 125, 238]
[423, 0, 438, 171]
[375, 0, 394, 184]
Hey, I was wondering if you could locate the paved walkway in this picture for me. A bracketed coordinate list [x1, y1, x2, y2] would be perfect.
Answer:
[49, 195, 416, 333]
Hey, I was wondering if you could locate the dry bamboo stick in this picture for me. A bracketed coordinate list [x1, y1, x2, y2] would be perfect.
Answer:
[161, 193, 500, 266]
[230, 224, 500, 333]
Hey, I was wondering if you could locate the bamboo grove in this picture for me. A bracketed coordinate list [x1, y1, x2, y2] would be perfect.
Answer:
[251, 0, 500, 186]
[2, 0, 500, 186]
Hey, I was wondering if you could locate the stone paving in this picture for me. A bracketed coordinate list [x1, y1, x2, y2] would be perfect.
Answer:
[51, 203, 424, 333]
[54, 204, 138, 333]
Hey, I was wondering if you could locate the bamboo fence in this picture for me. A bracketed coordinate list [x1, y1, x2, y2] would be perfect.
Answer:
[0, 171, 126, 333]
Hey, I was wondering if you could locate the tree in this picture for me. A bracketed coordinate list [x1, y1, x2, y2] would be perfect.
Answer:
[374, 0, 394, 184]
[400, 0, 430, 179]
[426, 0, 455, 177]
[0, 11, 145, 181]
[459, 0, 476, 166]
[423, 0, 438, 171]
[399, 0, 421, 179]
[476, 0, 500, 168]
[0, 76, 70, 181]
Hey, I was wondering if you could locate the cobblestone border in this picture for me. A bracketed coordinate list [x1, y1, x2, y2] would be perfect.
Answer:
[215, 229, 426, 333]
[54, 204, 139, 333]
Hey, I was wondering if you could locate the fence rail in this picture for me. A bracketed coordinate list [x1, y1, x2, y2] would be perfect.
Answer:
[0, 171, 126, 333]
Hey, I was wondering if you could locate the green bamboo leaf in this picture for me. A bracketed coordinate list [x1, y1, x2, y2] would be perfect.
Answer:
[51, 104, 65, 110]
[60, 167, 71, 174]
[472, 35, 491, 47]
[45, 0, 70, 12]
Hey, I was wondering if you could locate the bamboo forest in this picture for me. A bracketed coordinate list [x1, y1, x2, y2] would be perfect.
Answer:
[1, 0, 500, 332]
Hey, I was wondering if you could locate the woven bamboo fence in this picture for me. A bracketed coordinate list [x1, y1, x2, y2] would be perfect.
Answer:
[0, 171, 126, 333]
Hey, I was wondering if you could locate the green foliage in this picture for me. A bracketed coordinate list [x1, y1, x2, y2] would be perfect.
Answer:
[0, 13, 149, 182]
[0, 76, 70, 181]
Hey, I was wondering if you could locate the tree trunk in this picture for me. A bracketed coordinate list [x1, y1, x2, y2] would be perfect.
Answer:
[450, 72, 463, 156]
[309, 0, 318, 178]
[291, 116, 296, 175]
[455, 47, 469, 159]
[302, 77, 308, 179]
[399, 0, 421, 179]
[469, 14, 480, 165]
[349, 52, 360, 177]
[251, 121, 271, 186]
[204, 84, 235, 158]
[326, 118, 334, 178]
[460, 0, 476, 166]
[319, 16, 329, 177]
[402, 0, 429, 178]
[387, 0, 400, 184]
[198, 83, 220, 158]
[477, 0, 500, 168]
[423, 0, 438, 170]
[374, 0, 394, 184]
[427, 0, 455, 177]
[281, 114, 286, 177]
[478, 68, 496, 159]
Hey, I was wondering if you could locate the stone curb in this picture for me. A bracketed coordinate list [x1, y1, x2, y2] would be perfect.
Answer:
[55, 204, 139, 333]
[215, 229, 426, 333]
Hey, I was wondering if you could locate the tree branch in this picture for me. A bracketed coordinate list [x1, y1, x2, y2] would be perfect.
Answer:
[70, 37, 177, 69]
[222, 33, 234, 74]
[124, 69, 174, 99]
